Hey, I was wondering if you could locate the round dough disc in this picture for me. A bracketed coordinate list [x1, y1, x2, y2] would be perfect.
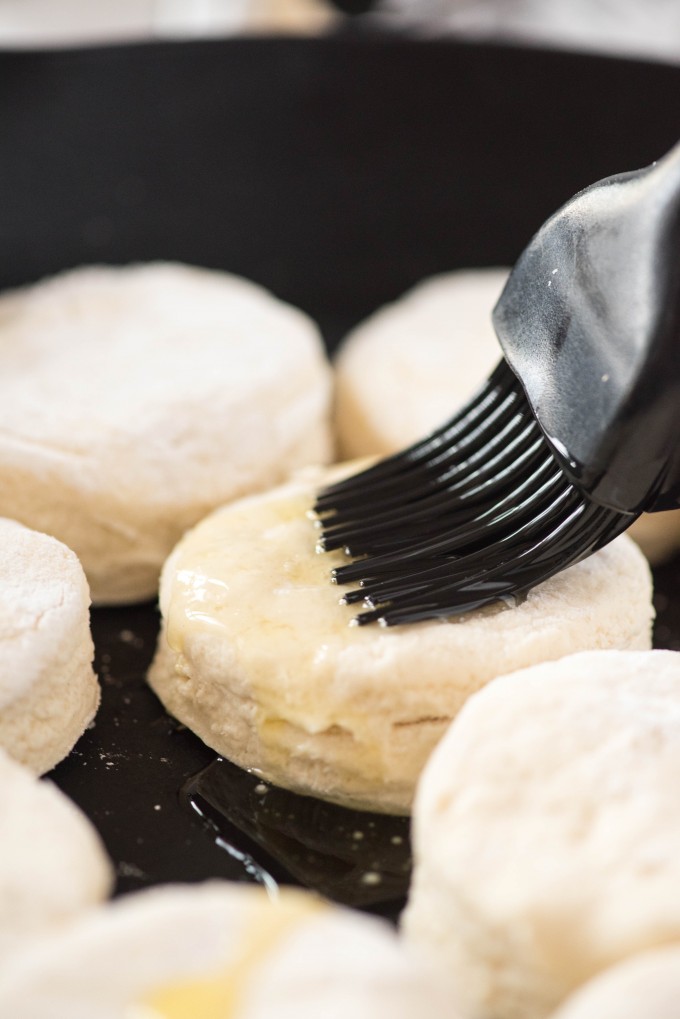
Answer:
[551, 945, 680, 1019]
[333, 268, 680, 565]
[148, 465, 653, 814]
[0, 747, 112, 965]
[403, 649, 680, 1019]
[0, 517, 99, 774]
[0, 883, 455, 1019]
[0, 263, 332, 604]
[334, 268, 506, 459]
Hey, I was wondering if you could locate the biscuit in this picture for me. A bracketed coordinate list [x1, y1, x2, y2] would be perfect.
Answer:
[0, 517, 99, 774]
[334, 269, 505, 459]
[333, 268, 680, 564]
[147, 466, 653, 814]
[0, 263, 332, 604]
[550, 945, 680, 1019]
[403, 649, 680, 1019]
[0, 747, 112, 965]
[0, 883, 455, 1018]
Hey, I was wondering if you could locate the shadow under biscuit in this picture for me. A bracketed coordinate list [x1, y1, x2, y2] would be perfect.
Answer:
[181, 756, 411, 919]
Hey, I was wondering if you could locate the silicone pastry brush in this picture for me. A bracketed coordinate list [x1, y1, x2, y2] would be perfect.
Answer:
[315, 141, 680, 626]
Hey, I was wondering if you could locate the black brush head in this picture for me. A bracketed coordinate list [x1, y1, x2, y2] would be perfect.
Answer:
[315, 143, 680, 626]
[315, 363, 633, 626]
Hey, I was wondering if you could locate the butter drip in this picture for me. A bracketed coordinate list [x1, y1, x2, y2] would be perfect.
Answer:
[128, 892, 326, 1019]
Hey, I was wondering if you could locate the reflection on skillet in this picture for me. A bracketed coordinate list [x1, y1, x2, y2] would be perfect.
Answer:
[181, 756, 411, 918]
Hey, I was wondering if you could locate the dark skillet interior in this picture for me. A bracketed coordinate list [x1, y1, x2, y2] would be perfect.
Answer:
[1, 33, 678, 923]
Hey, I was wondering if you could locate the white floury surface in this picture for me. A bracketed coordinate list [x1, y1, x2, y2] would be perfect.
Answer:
[550, 945, 680, 1019]
[0, 263, 332, 605]
[0, 883, 457, 1019]
[404, 649, 680, 1019]
[0, 517, 99, 774]
[0, 747, 112, 967]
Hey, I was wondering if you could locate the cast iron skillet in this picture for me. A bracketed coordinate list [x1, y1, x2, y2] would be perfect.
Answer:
[0, 31, 678, 922]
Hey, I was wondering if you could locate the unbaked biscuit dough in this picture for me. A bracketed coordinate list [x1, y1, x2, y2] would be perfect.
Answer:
[333, 268, 680, 564]
[0, 263, 332, 605]
[148, 466, 653, 814]
[0, 747, 112, 966]
[334, 269, 506, 459]
[550, 945, 680, 1019]
[403, 649, 680, 1019]
[0, 517, 99, 774]
[0, 883, 456, 1019]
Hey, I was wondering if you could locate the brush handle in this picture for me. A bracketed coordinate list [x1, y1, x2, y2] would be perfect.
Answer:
[492, 141, 680, 515]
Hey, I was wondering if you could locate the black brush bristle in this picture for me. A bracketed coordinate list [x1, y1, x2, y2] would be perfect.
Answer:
[314, 361, 635, 626]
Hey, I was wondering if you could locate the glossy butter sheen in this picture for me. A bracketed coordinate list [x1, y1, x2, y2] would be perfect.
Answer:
[164, 491, 382, 733]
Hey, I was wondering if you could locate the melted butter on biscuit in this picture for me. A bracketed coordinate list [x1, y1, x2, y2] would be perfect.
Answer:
[129, 892, 325, 1019]
[164, 490, 366, 723]
[167, 494, 351, 645]
[158, 479, 444, 800]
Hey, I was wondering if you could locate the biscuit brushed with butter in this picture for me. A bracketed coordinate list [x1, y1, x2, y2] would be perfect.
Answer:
[148, 466, 653, 814]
